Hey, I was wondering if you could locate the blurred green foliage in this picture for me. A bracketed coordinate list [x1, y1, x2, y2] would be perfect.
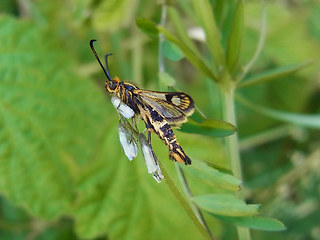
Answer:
[0, 0, 320, 240]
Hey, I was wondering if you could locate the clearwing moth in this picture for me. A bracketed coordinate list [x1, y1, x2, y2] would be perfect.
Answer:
[90, 40, 195, 165]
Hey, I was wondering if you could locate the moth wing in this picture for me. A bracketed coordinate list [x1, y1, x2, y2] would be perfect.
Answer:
[135, 90, 194, 126]
[164, 92, 195, 117]
[137, 91, 194, 115]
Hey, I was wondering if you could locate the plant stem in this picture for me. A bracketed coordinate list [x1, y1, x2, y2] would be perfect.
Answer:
[239, 125, 292, 151]
[221, 86, 242, 180]
[220, 83, 251, 240]
[160, 164, 212, 240]
[176, 165, 214, 240]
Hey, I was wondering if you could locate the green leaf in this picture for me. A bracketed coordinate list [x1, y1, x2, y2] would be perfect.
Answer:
[0, 16, 108, 219]
[136, 17, 159, 39]
[236, 95, 320, 129]
[181, 159, 241, 192]
[158, 71, 176, 87]
[162, 40, 184, 61]
[179, 119, 237, 137]
[213, 215, 286, 231]
[188, 110, 205, 123]
[238, 61, 312, 88]
[193, 194, 260, 217]
[157, 26, 218, 81]
[226, 0, 244, 72]
[192, 0, 225, 68]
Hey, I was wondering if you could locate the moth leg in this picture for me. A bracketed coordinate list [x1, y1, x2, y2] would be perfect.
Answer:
[130, 117, 135, 131]
[127, 117, 138, 144]
[148, 130, 152, 145]
[141, 128, 147, 134]
[131, 117, 139, 133]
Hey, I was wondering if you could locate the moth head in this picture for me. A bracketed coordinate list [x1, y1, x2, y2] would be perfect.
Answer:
[106, 77, 120, 92]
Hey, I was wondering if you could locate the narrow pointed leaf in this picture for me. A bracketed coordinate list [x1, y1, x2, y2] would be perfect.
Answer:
[237, 95, 320, 129]
[213, 215, 286, 231]
[188, 110, 206, 123]
[238, 61, 311, 88]
[179, 119, 237, 137]
[192, 0, 225, 68]
[226, 0, 244, 72]
[193, 194, 260, 216]
[239, 3, 267, 80]
[215, 0, 227, 26]
[158, 26, 218, 81]
[136, 17, 158, 39]
[181, 159, 241, 192]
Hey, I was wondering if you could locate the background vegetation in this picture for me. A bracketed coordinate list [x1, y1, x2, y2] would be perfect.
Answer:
[0, 0, 319, 239]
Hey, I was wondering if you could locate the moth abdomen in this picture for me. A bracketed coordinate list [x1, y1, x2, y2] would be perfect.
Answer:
[168, 142, 191, 165]
[158, 123, 191, 165]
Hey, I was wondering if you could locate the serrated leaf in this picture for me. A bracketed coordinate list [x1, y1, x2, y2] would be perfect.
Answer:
[226, 0, 244, 72]
[193, 194, 260, 217]
[236, 95, 320, 129]
[162, 40, 184, 61]
[179, 119, 237, 137]
[0, 16, 108, 219]
[238, 61, 312, 88]
[157, 26, 218, 81]
[213, 215, 286, 231]
[158, 71, 176, 87]
[192, 0, 225, 68]
[181, 159, 241, 192]
[136, 17, 158, 39]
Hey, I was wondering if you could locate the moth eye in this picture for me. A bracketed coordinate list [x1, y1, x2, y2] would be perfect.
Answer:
[108, 81, 118, 90]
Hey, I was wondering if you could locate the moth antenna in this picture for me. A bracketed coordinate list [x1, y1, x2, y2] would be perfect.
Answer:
[89, 39, 112, 81]
[104, 53, 113, 81]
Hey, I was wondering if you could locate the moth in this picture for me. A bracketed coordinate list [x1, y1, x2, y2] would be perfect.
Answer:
[90, 40, 195, 165]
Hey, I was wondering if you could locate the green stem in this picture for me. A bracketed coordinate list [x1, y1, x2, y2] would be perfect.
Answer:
[220, 84, 251, 240]
[221, 87, 242, 180]
[239, 125, 292, 151]
[160, 163, 211, 240]
[176, 165, 214, 240]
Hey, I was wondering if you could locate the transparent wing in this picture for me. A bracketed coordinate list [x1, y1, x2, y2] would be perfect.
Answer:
[134, 90, 195, 125]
